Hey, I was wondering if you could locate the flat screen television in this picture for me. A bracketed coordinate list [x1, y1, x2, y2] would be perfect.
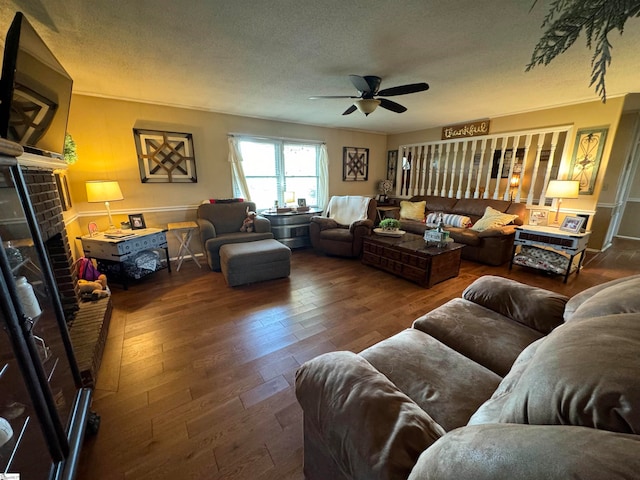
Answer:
[0, 12, 73, 159]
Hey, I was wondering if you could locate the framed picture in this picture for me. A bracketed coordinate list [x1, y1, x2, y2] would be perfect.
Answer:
[88, 222, 99, 237]
[569, 127, 608, 195]
[575, 213, 590, 233]
[529, 209, 549, 226]
[491, 148, 524, 178]
[560, 215, 585, 234]
[343, 146, 369, 181]
[128, 213, 146, 230]
[297, 198, 306, 207]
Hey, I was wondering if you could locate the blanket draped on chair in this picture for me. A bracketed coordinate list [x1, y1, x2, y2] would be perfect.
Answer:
[326, 196, 371, 225]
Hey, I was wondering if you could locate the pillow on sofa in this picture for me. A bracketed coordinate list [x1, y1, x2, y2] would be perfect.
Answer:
[496, 313, 640, 434]
[426, 213, 472, 228]
[471, 206, 519, 232]
[400, 201, 426, 222]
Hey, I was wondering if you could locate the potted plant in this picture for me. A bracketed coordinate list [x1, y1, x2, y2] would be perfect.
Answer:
[379, 218, 400, 231]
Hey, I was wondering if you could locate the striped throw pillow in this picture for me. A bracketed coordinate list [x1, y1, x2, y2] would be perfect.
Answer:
[426, 212, 472, 228]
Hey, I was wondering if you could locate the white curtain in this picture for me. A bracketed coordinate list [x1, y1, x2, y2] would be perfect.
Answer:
[318, 143, 329, 211]
[228, 136, 251, 201]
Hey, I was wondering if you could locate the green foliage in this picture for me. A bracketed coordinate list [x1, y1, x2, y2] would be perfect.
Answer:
[379, 218, 400, 230]
[64, 133, 78, 164]
[527, 0, 640, 102]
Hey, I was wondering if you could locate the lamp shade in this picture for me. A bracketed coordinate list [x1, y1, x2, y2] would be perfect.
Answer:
[545, 180, 579, 199]
[355, 99, 380, 116]
[86, 180, 123, 203]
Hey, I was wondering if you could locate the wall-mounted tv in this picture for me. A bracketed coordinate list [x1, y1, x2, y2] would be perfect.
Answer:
[0, 12, 73, 159]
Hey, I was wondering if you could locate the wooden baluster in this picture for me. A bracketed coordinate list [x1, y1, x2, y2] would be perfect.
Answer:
[474, 138, 487, 198]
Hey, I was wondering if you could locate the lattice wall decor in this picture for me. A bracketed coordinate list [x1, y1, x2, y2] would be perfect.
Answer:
[342, 146, 369, 181]
[133, 129, 197, 183]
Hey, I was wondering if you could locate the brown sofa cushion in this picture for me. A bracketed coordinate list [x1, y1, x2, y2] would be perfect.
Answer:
[564, 274, 640, 322]
[360, 329, 501, 431]
[495, 313, 640, 434]
[408, 424, 640, 480]
[462, 275, 568, 334]
[295, 350, 445, 480]
[412, 299, 544, 377]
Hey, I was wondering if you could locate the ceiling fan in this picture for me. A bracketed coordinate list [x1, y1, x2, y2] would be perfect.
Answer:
[309, 75, 429, 116]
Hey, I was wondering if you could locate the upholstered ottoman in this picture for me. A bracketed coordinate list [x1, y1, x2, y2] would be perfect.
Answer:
[220, 239, 291, 286]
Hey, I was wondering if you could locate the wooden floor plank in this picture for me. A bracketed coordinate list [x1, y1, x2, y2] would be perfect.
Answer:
[77, 238, 640, 480]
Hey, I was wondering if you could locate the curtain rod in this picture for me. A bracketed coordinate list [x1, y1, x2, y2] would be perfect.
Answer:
[228, 133, 325, 145]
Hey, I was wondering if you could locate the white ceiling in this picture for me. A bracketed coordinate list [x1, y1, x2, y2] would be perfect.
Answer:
[2, 0, 640, 135]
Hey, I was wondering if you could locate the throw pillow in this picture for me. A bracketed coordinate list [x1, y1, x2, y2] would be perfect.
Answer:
[471, 206, 518, 232]
[399, 201, 426, 222]
[426, 212, 472, 228]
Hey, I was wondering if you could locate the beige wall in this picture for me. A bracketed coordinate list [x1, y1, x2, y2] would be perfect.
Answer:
[65, 94, 387, 235]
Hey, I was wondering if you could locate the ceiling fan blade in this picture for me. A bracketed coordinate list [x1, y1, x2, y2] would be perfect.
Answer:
[377, 82, 429, 97]
[349, 75, 381, 95]
[309, 95, 359, 100]
[379, 98, 407, 113]
[342, 104, 357, 115]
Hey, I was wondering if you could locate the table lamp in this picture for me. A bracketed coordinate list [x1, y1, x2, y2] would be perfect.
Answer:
[86, 180, 124, 231]
[545, 180, 579, 225]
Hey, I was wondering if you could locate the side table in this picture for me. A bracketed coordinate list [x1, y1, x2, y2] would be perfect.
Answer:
[509, 225, 591, 283]
[78, 228, 170, 289]
[376, 205, 400, 224]
[261, 208, 323, 248]
[168, 221, 201, 271]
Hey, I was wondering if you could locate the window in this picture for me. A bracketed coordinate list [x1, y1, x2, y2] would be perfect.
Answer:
[235, 137, 320, 210]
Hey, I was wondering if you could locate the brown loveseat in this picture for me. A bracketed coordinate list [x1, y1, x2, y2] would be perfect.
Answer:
[295, 274, 640, 480]
[394, 196, 526, 265]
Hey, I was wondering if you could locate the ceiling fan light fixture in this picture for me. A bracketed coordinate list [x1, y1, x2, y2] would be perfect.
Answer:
[355, 99, 380, 116]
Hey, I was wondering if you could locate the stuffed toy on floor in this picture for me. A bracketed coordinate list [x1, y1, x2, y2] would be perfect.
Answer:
[78, 274, 110, 300]
[240, 207, 257, 233]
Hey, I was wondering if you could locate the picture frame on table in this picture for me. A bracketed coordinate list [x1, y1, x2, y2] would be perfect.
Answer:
[128, 213, 146, 230]
[559, 215, 585, 234]
[529, 209, 548, 226]
[297, 198, 306, 207]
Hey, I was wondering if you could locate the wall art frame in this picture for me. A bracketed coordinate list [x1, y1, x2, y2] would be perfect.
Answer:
[343, 146, 369, 181]
[133, 129, 197, 183]
[491, 148, 524, 178]
[568, 127, 608, 195]
[386, 150, 398, 187]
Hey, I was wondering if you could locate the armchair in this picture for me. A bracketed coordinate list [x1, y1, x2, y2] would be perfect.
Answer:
[309, 196, 377, 257]
[196, 201, 273, 270]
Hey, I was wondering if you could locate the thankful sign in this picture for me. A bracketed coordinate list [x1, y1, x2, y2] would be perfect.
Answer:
[442, 120, 490, 140]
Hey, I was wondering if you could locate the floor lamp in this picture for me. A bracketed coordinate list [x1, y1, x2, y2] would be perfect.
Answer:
[545, 180, 579, 225]
[86, 180, 124, 231]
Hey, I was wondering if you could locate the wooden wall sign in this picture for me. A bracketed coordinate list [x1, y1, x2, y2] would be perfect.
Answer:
[442, 120, 490, 140]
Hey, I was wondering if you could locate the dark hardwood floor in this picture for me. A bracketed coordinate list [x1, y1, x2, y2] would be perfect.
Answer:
[76, 238, 640, 480]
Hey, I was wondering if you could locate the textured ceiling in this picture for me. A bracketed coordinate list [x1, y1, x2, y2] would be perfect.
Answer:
[1, 0, 640, 134]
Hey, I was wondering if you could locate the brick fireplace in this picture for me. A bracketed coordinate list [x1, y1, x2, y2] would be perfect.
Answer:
[20, 166, 80, 322]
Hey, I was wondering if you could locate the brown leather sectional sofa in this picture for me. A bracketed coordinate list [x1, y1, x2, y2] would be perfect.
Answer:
[295, 274, 640, 480]
[393, 195, 526, 265]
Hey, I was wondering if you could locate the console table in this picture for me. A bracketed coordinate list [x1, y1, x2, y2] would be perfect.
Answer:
[509, 225, 591, 283]
[78, 228, 170, 289]
[261, 208, 322, 248]
[362, 232, 464, 288]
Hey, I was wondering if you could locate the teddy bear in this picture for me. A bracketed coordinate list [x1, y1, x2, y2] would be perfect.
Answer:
[240, 207, 257, 233]
[78, 274, 110, 300]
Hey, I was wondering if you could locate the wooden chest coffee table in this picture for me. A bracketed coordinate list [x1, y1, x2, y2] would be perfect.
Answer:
[362, 232, 464, 288]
